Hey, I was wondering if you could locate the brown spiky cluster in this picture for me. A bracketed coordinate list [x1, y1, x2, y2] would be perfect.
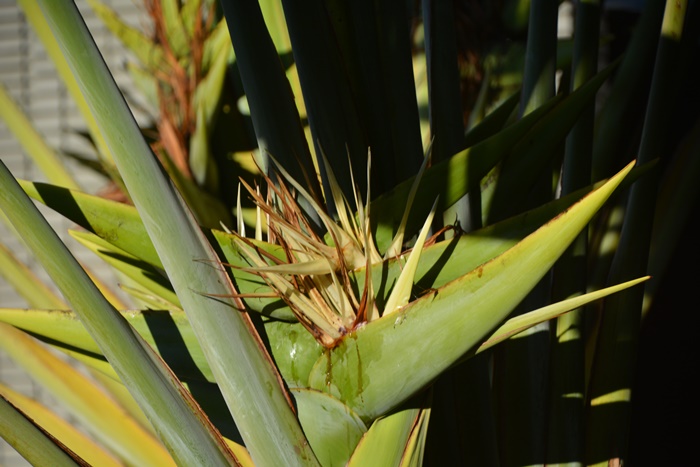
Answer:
[226, 154, 439, 348]
[145, 0, 216, 180]
[231, 167, 376, 348]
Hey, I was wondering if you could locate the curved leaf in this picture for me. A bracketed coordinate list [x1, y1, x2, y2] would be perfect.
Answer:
[0, 84, 78, 190]
[265, 320, 324, 388]
[347, 405, 429, 467]
[292, 388, 367, 467]
[0, 308, 212, 384]
[0, 383, 123, 467]
[70, 230, 181, 310]
[0, 243, 67, 309]
[0, 323, 173, 467]
[476, 276, 649, 353]
[307, 162, 634, 421]
[0, 394, 84, 467]
[19, 180, 161, 268]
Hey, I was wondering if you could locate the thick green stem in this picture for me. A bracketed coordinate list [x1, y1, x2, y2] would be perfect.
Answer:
[547, 1, 601, 464]
[585, 0, 687, 464]
[496, 1, 558, 465]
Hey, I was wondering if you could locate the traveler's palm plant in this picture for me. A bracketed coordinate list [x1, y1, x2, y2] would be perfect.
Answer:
[0, 0, 694, 465]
